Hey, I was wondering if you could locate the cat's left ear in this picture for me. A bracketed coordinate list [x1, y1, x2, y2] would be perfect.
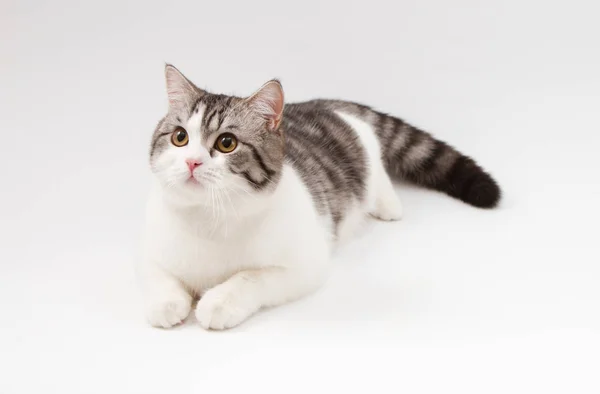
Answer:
[165, 64, 199, 110]
[246, 80, 285, 131]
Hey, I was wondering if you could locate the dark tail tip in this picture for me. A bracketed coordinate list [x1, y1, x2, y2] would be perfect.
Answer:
[463, 173, 501, 208]
[445, 156, 501, 209]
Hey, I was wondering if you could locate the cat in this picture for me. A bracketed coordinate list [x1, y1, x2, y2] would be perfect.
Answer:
[137, 64, 501, 330]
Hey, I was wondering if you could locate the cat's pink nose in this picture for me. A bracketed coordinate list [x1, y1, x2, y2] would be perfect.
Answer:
[186, 159, 202, 172]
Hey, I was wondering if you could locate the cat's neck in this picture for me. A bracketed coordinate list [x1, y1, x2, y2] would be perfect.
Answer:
[156, 182, 279, 241]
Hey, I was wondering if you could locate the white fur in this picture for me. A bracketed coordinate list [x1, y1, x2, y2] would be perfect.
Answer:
[137, 111, 402, 330]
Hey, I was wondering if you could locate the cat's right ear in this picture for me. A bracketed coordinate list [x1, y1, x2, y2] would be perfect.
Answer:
[165, 64, 199, 110]
[245, 80, 285, 132]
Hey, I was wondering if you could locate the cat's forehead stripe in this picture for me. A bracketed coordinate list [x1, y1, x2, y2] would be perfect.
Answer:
[209, 110, 221, 130]
[201, 96, 235, 133]
[190, 97, 203, 115]
[203, 107, 219, 130]
[186, 104, 206, 136]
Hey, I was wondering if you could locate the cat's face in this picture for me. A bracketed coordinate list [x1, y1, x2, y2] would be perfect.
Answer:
[149, 65, 285, 208]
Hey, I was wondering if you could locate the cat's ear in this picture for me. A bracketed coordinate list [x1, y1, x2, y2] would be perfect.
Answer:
[165, 64, 199, 110]
[246, 80, 285, 131]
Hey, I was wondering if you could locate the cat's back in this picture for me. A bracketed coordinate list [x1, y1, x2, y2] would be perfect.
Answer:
[281, 99, 373, 226]
[281, 98, 373, 156]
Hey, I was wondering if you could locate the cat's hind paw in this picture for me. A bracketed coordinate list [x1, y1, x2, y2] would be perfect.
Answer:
[371, 193, 403, 221]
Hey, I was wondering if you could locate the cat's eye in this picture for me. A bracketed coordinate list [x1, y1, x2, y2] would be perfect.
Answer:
[215, 133, 238, 153]
[171, 127, 189, 147]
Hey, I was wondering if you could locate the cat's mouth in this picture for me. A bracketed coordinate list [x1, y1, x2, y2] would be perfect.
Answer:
[185, 175, 202, 186]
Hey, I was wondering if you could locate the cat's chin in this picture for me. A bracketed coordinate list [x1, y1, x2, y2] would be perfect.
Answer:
[184, 177, 203, 187]
[156, 179, 210, 206]
[163, 188, 210, 208]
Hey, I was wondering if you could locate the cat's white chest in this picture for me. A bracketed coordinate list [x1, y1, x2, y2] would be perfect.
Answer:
[141, 164, 339, 298]
[143, 197, 258, 294]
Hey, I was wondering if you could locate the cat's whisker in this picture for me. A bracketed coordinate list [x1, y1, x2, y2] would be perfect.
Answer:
[215, 188, 228, 236]
[222, 187, 240, 220]
[227, 182, 258, 203]
[207, 185, 219, 237]
[210, 185, 216, 220]
[224, 186, 248, 205]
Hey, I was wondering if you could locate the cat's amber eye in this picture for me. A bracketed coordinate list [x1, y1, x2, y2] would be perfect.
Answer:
[215, 133, 238, 153]
[171, 127, 189, 147]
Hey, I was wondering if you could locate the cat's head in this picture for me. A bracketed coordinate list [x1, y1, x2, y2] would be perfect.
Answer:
[149, 65, 285, 208]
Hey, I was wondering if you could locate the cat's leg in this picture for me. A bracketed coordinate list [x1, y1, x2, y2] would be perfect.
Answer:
[370, 163, 403, 221]
[137, 261, 193, 328]
[195, 264, 327, 330]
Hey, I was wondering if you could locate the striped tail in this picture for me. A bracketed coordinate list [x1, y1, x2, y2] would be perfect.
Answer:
[373, 113, 501, 208]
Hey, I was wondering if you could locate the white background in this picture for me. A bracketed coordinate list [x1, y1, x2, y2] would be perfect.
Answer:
[2, 0, 599, 393]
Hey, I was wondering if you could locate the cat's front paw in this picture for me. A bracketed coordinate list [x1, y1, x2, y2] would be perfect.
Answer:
[145, 292, 192, 329]
[195, 285, 258, 330]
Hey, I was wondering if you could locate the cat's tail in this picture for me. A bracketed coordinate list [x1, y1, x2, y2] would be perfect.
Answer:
[372, 111, 501, 208]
